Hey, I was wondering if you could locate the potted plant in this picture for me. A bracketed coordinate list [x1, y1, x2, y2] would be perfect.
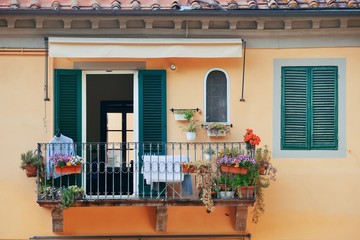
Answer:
[181, 161, 196, 173]
[217, 173, 235, 199]
[233, 166, 258, 198]
[255, 145, 278, 180]
[20, 150, 42, 177]
[181, 120, 200, 141]
[203, 147, 215, 160]
[243, 128, 261, 150]
[39, 186, 60, 200]
[49, 153, 84, 174]
[204, 122, 230, 137]
[216, 151, 256, 175]
[59, 185, 84, 209]
[173, 109, 195, 121]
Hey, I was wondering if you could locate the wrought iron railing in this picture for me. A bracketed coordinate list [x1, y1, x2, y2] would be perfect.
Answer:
[36, 142, 255, 204]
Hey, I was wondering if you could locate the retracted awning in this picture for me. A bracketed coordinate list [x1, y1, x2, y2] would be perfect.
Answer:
[48, 38, 242, 58]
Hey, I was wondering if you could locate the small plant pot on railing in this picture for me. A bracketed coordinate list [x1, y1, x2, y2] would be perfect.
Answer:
[55, 165, 82, 174]
[257, 166, 267, 175]
[220, 165, 248, 174]
[25, 164, 37, 177]
[181, 164, 196, 173]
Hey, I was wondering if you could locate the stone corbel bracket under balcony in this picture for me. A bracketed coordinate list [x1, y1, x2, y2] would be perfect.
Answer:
[38, 199, 255, 233]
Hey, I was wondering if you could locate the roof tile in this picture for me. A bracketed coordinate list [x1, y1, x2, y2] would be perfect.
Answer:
[0, 0, 358, 10]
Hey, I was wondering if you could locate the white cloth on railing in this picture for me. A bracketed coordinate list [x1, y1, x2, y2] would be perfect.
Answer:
[142, 155, 189, 185]
[46, 134, 75, 179]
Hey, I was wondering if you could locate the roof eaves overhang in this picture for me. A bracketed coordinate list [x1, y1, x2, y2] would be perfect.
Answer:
[0, 9, 359, 18]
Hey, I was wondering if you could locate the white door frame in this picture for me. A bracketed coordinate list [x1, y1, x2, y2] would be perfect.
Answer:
[81, 70, 139, 198]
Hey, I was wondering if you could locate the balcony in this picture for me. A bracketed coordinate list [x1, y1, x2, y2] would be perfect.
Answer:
[35, 142, 256, 232]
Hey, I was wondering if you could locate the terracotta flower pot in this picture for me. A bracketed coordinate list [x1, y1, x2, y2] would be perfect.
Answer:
[220, 165, 248, 174]
[25, 164, 37, 177]
[181, 164, 196, 173]
[257, 166, 267, 175]
[238, 186, 255, 198]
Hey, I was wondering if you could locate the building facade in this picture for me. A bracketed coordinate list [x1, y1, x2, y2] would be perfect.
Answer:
[0, 0, 360, 239]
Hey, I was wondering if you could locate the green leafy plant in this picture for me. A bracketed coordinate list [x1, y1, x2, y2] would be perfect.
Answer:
[181, 120, 201, 133]
[183, 109, 195, 120]
[174, 109, 195, 120]
[59, 185, 84, 209]
[204, 147, 215, 156]
[218, 147, 240, 158]
[20, 150, 41, 170]
[39, 186, 60, 200]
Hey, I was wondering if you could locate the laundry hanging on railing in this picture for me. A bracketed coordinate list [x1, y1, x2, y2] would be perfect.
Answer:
[46, 134, 74, 179]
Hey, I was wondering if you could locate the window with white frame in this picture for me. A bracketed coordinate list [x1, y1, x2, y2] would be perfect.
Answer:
[205, 70, 228, 122]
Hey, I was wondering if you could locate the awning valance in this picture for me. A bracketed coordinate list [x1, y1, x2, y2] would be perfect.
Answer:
[48, 38, 242, 58]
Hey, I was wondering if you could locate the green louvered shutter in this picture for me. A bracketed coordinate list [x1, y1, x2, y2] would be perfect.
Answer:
[54, 69, 82, 144]
[281, 67, 309, 149]
[139, 70, 167, 148]
[138, 70, 167, 196]
[281, 66, 338, 150]
[54, 69, 82, 187]
[311, 67, 338, 149]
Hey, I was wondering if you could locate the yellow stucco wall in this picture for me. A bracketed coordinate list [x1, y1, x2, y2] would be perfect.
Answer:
[1, 47, 360, 239]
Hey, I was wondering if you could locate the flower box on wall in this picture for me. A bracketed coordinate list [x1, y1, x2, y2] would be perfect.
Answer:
[204, 122, 232, 137]
[174, 113, 187, 121]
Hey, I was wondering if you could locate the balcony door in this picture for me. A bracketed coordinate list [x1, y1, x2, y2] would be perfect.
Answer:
[100, 101, 134, 168]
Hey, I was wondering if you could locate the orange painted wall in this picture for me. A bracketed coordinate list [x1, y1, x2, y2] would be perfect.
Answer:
[1, 47, 360, 239]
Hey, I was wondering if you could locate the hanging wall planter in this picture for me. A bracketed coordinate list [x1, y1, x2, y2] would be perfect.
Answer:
[174, 113, 187, 121]
[170, 108, 200, 121]
[186, 132, 196, 141]
[204, 123, 232, 137]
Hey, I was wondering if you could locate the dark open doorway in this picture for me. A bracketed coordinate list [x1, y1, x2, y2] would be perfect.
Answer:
[86, 73, 134, 196]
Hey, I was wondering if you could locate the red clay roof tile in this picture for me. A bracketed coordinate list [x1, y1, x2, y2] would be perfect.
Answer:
[0, 0, 358, 10]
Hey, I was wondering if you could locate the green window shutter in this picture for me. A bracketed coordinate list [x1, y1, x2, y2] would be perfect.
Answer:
[311, 67, 338, 149]
[281, 66, 338, 150]
[138, 70, 167, 197]
[54, 69, 82, 187]
[138, 70, 167, 147]
[281, 67, 309, 150]
[54, 69, 82, 143]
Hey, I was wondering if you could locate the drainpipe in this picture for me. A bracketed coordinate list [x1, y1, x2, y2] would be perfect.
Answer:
[240, 40, 247, 102]
[44, 37, 50, 101]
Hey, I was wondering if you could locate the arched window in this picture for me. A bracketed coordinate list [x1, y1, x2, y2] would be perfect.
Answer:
[205, 70, 228, 122]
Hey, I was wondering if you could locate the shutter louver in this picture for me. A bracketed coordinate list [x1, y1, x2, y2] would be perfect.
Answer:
[311, 67, 338, 149]
[282, 67, 309, 149]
